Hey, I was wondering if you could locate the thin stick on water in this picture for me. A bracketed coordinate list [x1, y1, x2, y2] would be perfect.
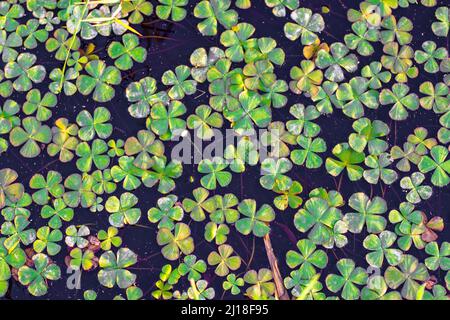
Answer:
[263, 233, 289, 300]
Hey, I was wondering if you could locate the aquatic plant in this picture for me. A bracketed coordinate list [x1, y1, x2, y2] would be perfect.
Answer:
[0, 0, 448, 301]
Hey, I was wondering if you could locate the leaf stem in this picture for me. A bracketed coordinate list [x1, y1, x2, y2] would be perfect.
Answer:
[59, 0, 91, 93]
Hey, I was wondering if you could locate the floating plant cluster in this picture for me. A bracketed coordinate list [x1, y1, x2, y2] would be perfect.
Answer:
[0, 0, 449, 300]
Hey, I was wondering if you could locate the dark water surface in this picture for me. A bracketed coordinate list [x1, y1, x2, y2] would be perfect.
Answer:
[1, 0, 449, 299]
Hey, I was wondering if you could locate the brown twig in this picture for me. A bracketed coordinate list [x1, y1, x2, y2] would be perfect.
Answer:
[263, 233, 289, 300]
